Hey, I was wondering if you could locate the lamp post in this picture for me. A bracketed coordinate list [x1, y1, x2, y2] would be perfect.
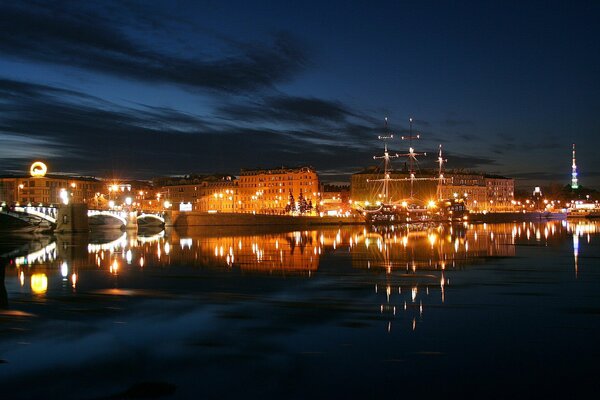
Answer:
[17, 183, 24, 204]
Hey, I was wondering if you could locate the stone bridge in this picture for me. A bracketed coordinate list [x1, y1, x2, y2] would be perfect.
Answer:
[0, 204, 166, 233]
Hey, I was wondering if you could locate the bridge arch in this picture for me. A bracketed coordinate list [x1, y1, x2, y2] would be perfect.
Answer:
[136, 213, 165, 224]
[87, 210, 128, 226]
[0, 206, 57, 229]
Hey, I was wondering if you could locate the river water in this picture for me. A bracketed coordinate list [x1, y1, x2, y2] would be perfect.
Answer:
[1, 220, 599, 399]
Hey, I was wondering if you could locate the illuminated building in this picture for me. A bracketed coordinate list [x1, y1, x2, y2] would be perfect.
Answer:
[238, 166, 320, 214]
[439, 174, 514, 211]
[104, 181, 154, 210]
[320, 185, 352, 215]
[0, 162, 103, 206]
[158, 175, 238, 212]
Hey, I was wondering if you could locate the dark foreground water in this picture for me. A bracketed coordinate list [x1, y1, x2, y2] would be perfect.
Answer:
[1, 220, 599, 399]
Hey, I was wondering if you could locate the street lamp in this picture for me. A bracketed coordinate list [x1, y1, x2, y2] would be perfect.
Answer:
[17, 183, 24, 204]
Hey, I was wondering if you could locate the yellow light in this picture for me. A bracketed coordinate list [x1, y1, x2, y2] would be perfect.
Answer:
[31, 273, 48, 294]
[427, 200, 437, 208]
[401, 201, 408, 208]
[30, 161, 48, 177]
[428, 234, 437, 246]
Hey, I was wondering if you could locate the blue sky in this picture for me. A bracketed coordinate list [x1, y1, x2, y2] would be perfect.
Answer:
[0, 0, 598, 188]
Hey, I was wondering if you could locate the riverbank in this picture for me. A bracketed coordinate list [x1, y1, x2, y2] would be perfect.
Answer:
[468, 211, 566, 223]
[167, 210, 566, 227]
[168, 211, 364, 227]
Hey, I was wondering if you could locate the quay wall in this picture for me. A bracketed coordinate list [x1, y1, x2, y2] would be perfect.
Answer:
[168, 212, 364, 227]
[469, 212, 566, 223]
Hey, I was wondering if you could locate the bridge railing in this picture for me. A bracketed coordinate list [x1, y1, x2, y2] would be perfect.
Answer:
[6, 206, 58, 224]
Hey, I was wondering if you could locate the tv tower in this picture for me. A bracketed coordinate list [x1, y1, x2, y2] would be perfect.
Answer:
[571, 143, 579, 189]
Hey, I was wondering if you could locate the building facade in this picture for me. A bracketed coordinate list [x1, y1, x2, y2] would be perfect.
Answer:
[0, 175, 103, 206]
[159, 175, 238, 212]
[438, 173, 514, 211]
[238, 166, 319, 214]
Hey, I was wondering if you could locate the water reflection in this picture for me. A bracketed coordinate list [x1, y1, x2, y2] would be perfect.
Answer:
[5, 221, 599, 332]
[2, 220, 600, 398]
[4, 220, 599, 306]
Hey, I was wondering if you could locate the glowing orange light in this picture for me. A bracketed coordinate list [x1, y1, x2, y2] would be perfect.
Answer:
[31, 273, 48, 294]
[30, 161, 48, 177]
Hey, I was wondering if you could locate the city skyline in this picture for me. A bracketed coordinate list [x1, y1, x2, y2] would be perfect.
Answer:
[1, 1, 599, 188]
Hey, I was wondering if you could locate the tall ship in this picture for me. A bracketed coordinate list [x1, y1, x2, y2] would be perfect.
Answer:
[361, 118, 468, 224]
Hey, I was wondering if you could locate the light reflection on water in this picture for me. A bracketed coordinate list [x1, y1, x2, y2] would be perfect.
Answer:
[7, 220, 595, 296]
[1, 220, 600, 399]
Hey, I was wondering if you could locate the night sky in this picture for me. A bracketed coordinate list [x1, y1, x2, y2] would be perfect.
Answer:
[0, 0, 599, 188]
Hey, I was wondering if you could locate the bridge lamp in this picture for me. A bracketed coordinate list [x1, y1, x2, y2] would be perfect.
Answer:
[108, 200, 115, 209]
[125, 197, 132, 206]
[163, 200, 171, 209]
[59, 189, 69, 205]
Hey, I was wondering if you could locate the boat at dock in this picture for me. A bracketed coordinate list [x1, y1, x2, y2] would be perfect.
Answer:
[567, 202, 600, 219]
[361, 118, 468, 224]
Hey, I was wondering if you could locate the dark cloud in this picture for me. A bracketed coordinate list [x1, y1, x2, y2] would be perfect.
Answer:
[0, 77, 384, 179]
[458, 133, 479, 141]
[219, 96, 354, 125]
[511, 170, 600, 181]
[0, 76, 503, 182]
[0, 2, 306, 93]
[489, 133, 562, 155]
[510, 171, 567, 181]
[442, 119, 474, 128]
[435, 151, 497, 170]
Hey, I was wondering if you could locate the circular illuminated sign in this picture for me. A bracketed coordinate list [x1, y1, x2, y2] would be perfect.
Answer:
[30, 161, 48, 177]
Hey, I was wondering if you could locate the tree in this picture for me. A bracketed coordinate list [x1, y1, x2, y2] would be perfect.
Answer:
[285, 190, 295, 213]
[298, 190, 308, 214]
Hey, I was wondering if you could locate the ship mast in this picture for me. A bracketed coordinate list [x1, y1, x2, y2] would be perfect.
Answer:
[571, 143, 579, 189]
[371, 118, 399, 201]
[436, 144, 447, 200]
[398, 118, 427, 199]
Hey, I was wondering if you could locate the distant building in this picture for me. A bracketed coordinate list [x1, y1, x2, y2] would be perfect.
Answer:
[158, 175, 238, 212]
[238, 166, 319, 214]
[0, 162, 103, 206]
[320, 184, 352, 215]
[439, 173, 514, 211]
